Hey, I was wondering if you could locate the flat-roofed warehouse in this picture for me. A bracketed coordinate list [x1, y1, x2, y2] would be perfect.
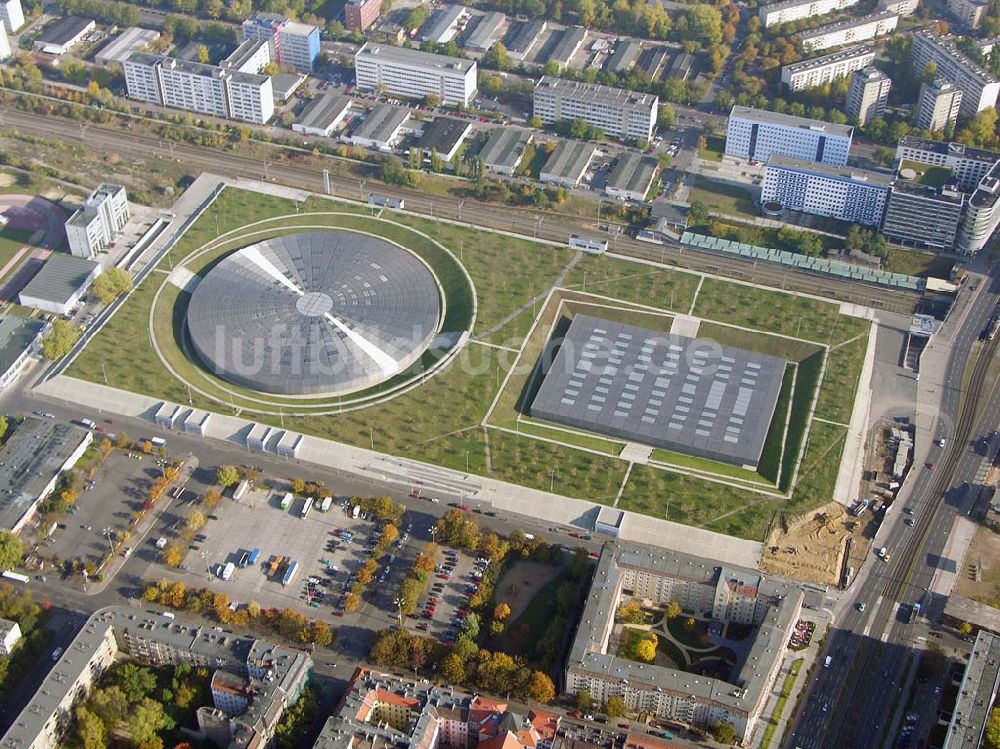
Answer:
[94, 26, 160, 65]
[539, 139, 596, 187]
[347, 103, 410, 151]
[18, 254, 102, 316]
[605, 153, 658, 202]
[530, 314, 787, 467]
[292, 93, 351, 137]
[479, 128, 533, 175]
[462, 11, 506, 52]
[415, 117, 473, 161]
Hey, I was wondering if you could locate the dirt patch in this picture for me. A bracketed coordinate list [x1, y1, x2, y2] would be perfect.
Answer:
[954, 516, 1000, 607]
[0, 173, 14, 187]
[761, 501, 868, 585]
[495, 560, 563, 621]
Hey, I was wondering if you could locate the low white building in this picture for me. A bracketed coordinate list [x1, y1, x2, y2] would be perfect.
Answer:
[762, 155, 890, 226]
[33, 15, 95, 56]
[539, 140, 596, 188]
[292, 94, 351, 137]
[0, 618, 21, 656]
[605, 153, 658, 202]
[18, 255, 102, 316]
[0, 316, 44, 390]
[346, 103, 410, 151]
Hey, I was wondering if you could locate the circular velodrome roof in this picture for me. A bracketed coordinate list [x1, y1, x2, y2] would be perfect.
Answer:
[186, 231, 441, 396]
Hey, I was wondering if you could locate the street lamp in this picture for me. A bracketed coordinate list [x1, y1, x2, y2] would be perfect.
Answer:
[102, 526, 115, 556]
[393, 597, 404, 628]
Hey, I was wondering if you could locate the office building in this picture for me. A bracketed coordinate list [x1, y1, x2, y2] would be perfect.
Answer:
[0, 418, 91, 533]
[479, 128, 533, 175]
[605, 153, 658, 202]
[911, 31, 1000, 116]
[0, 316, 44, 390]
[758, 0, 858, 27]
[0, 619, 20, 656]
[539, 140, 596, 187]
[241, 12, 319, 71]
[566, 542, 802, 745]
[94, 27, 160, 66]
[725, 105, 853, 166]
[798, 11, 898, 52]
[292, 93, 351, 137]
[533, 76, 658, 142]
[946, 0, 988, 28]
[354, 42, 477, 107]
[124, 52, 274, 124]
[33, 15, 94, 56]
[882, 181, 965, 250]
[847, 66, 890, 126]
[781, 44, 875, 92]
[18, 255, 102, 316]
[960, 160, 1000, 253]
[916, 78, 962, 132]
[0, 607, 313, 749]
[896, 136, 999, 190]
[762, 155, 890, 226]
[0, 23, 10, 61]
[346, 103, 410, 150]
[0, 0, 23, 33]
[65, 183, 129, 259]
[344, 0, 382, 33]
[463, 11, 506, 52]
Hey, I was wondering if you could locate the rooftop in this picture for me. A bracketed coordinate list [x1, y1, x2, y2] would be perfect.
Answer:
[889, 179, 965, 205]
[463, 11, 505, 50]
[351, 103, 411, 143]
[94, 27, 160, 64]
[418, 4, 466, 42]
[223, 38, 268, 72]
[730, 105, 854, 138]
[606, 40, 641, 74]
[295, 93, 351, 132]
[19, 255, 99, 305]
[606, 153, 658, 195]
[479, 128, 533, 169]
[782, 44, 875, 74]
[767, 154, 893, 187]
[355, 42, 475, 73]
[551, 26, 586, 64]
[914, 31, 999, 84]
[505, 18, 545, 54]
[898, 134, 1000, 164]
[0, 317, 44, 376]
[970, 159, 1000, 210]
[944, 631, 1000, 748]
[416, 116, 472, 154]
[536, 76, 657, 108]
[798, 10, 898, 41]
[0, 418, 90, 531]
[540, 139, 596, 182]
[36, 15, 93, 46]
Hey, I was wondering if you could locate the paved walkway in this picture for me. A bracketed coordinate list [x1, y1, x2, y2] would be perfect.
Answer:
[35, 373, 764, 568]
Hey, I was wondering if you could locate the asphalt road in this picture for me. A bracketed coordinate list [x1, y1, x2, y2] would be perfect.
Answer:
[787, 272, 1000, 749]
[4, 108, 920, 315]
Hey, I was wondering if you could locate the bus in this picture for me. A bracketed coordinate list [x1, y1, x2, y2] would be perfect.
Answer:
[569, 234, 609, 254]
[151, 437, 167, 448]
[301, 497, 313, 519]
[1, 570, 29, 583]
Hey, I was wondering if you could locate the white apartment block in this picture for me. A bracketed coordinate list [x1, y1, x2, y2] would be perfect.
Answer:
[960, 160, 1000, 254]
[354, 42, 477, 107]
[0, 23, 10, 61]
[846, 65, 891, 126]
[896, 135, 1000, 190]
[725, 105, 853, 166]
[798, 11, 898, 52]
[0, 619, 20, 656]
[946, 0, 988, 28]
[781, 44, 875, 92]
[879, 0, 918, 15]
[65, 184, 130, 259]
[0, 0, 23, 33]
[532, 76, 658, 142]
[911, 31, 1000, 117]
[916, 79, 962, 132]
[762, 155, 890, 226]
[758, 0, 859, 27]
[124, 52, 274, 124]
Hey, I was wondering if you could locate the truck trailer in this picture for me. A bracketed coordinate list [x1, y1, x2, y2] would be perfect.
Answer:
[282, 560, 299, 587]
[220, 562, 235, 581]
[280, 493, 292, 510]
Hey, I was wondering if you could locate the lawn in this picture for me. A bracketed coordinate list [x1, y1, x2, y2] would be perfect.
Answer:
[813, 332, 869, 424]
[698, 134, 726, 162]
[0, 226, 35, 280]
[884, 245, 955, 279]
[666, 616, 710, 649]
[688, 179, 757, 218]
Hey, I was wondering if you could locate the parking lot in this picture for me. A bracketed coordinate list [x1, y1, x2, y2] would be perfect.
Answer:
[408, 546, 488, 644]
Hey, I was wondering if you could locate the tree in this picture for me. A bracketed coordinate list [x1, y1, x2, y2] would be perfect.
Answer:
[657, 104, 676, 129]
[423, 93, 441, 108]
[489, 619, 505, 635]
[127, 698, 169, 745]
[575, 689, 594, 711]
[985, 707, 1000, 749]
[712, 720, 737, 745]
[76, 706, 106, 749]
[483, 42, 509, 71]
[344, 592, 361, 612]
[202, 489, 222, 509]
[216, 465, 240, 488]
[687, 201, 710, 228]
[635, 637, 656, 662]
[440, 652, 467, 683]
[404, 5, 427, 30]
[462, 611, 481, 638]
[0, 530, 24, 571]
[91, 267, 132, 304]
[528, 671, 556, 703]
[960, 621, 974, 636]
[616, 600, 644, 624]
[41, 319, 81, 360]
[493, 602, 511, 622]
[116, 663, 157, 704]
[89, 686, 129, 732]
[185, 509, 206, 532]
[605, 696, 627, 718]
[162, 544, 184, 568]
[665, 599, 683, 619]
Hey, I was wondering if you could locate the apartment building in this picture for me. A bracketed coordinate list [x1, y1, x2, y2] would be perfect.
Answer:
[0, 0, 23, 33]
[946, 0, 988, 28]
[241, 12, 319, 71]
[798, 11, 898, 52]
[565, 543, 802, 745]
[960, 160, 1000, 254]
[781, 44, 875, 92]
[124, 52, 274, 124]
[0, 618, 20, 656]
[916, 79, 962, 132]
[895, 136, 999, 190]
[758, 0, 859, 28]
[344, 0, 382, 33]
[532, 76, 658, 142]
[725, 106, 853, 166]
[354, 42, 477, 107]
[846, 66, 891, 126]
[882, 182, 965, 250]
[65, 183, 129, 259]
[0, 23, 10, 61]
[911, 31, 1000, 116]
[0, 607, 313, 749]
[761, 155, 890, 225]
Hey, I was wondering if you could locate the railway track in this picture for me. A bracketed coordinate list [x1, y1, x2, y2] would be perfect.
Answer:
[3, 108, 922, 315]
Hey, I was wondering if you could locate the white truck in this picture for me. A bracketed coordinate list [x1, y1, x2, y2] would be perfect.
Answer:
[352, 504, 361, 519]
[155, 537, 168, 549]
[220, 562, 235, 581]
[320, 496, 333, 512]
